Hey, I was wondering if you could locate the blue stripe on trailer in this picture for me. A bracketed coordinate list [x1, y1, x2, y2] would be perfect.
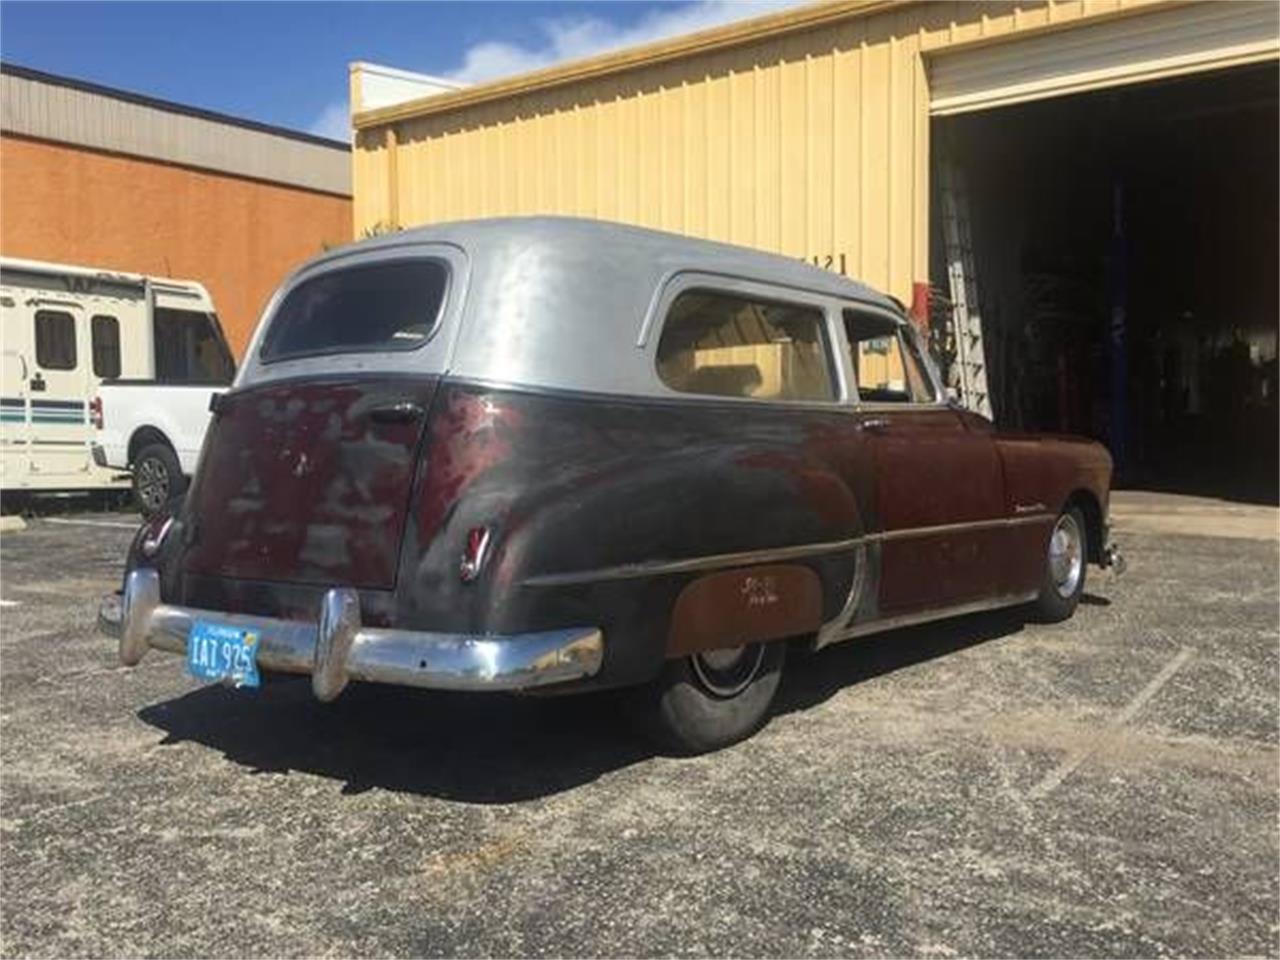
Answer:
[31, 399, 85, 411]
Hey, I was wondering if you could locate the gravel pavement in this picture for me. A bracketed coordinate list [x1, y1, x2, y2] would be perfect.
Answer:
[0, 510, 1276, 958]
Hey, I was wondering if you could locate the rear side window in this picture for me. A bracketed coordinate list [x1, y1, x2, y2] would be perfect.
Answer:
[154, 309, 236, 385]
[35, 310, 76, 370]
[260, 259, 449, 363]
[91, 314, 121, 378]
[656, 290, 835, 402]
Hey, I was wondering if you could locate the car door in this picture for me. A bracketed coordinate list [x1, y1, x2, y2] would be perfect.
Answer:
[28, 300, 93, 484]
[843, 308, 1006, 614]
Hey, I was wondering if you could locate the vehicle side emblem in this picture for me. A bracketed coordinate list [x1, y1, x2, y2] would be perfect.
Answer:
[741, 575, 779, 608]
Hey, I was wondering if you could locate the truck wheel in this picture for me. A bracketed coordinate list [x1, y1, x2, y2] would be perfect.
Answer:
[637, 641, 785, 754]
[1032, 506, 1087, 623]
[132, 443, 184, 519]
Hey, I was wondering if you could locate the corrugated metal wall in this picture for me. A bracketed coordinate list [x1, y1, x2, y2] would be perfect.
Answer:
[2, 69, 351, 197]
[351, 0, 1170, 303]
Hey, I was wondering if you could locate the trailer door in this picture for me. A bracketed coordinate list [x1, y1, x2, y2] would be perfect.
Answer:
[0, 293, 33, 486]
[26, 299, 93, 485]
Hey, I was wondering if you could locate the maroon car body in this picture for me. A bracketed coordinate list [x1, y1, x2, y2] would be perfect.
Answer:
[101, 218, 1121, 752]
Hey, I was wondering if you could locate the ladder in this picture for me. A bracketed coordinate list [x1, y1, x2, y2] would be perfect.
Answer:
[938, 158, 992, 419]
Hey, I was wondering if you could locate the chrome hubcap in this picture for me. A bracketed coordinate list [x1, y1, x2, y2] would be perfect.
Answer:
[1048, 513, 1084, 599]
[690, 643, 765, 698]
[136, 457, 169, 511]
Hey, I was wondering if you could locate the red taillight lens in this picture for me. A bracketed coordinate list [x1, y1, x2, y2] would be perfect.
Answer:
[459, 526, 491, 583]
[89, 396, 103, 429]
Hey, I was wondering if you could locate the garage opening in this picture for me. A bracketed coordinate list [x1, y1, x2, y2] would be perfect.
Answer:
[930, 63, 1278, 503]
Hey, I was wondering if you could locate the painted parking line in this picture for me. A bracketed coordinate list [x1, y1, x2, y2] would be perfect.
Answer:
[0, 600, 19, 608]
[1028, 646, 1195, 799]
[42, 518, 138, 530]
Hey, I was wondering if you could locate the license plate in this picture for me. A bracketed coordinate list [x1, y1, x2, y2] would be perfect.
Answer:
[187, 620, 261, 688]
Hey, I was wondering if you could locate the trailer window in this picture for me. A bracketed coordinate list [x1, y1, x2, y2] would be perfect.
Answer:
[260, 259, 449, 363]
[35, 310, 76, 370]
[153, 309, 235, 385]
[656, 291, 835, 402]
[91, 315, 121, 379]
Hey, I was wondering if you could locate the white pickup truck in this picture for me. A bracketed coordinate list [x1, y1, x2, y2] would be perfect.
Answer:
[2, 258, 235, 510]
[94, 381, 231, 517]
[89, 287, 237, 517]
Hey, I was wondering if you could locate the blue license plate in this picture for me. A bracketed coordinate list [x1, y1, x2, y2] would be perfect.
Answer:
[187, 620, 261, 688]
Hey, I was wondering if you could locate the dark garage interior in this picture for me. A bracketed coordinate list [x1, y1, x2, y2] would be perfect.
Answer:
[933, 63, 1278, 504]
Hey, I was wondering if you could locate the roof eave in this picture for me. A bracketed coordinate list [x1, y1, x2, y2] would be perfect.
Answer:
[352, 0, 905, 130]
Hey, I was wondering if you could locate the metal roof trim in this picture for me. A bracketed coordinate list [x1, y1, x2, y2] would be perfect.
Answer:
[352, 0, 904, 130]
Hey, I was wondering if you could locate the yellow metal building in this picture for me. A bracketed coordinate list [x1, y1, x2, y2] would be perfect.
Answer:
[349, 0, 1279, 497]
[349, 0, 1277, 307]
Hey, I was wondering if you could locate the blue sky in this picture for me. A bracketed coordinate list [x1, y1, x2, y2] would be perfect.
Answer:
[0, 1, 797, 140]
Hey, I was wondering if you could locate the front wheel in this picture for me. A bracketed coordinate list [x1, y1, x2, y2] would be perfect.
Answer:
[132, 443, 185, 519]
[1032, 506, 1087, 622]
[636, 641, 785, 754]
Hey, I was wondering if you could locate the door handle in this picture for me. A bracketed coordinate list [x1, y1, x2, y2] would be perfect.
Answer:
[29, 373, 46, 393]
[368, 401, 424, 424]
[860, 416, 890, 433]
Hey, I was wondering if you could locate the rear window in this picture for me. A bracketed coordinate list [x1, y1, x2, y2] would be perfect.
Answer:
[260, 260, 448, 363]
[91, 314, 121, 379]
[154, 309, 236, 385]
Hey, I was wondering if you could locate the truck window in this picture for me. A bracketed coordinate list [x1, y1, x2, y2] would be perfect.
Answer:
[35, 310, 76, 370]
[259, 259, 448, 363]
[153, 308, 235, 385]
[91, 315, 121, 379]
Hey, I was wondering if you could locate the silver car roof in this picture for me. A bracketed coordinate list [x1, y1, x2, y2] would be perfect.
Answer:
[237, 216, 904, 397]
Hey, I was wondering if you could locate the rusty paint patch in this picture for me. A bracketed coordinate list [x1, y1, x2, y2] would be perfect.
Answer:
[666, 564, 822, 657]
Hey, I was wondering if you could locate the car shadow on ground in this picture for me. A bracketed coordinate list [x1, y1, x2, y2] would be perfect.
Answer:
[138, 606, 1033, 804]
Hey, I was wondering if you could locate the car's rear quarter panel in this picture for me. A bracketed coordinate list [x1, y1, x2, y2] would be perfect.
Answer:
[394, 381, 870, 688]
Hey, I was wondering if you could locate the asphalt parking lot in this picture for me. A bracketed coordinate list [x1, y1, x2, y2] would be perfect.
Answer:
[1, 499, 1276, 958]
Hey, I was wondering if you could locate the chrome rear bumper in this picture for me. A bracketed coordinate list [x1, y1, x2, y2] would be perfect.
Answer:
[99, 568, 604, 700]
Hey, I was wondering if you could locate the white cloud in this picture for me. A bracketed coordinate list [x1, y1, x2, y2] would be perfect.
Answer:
[445, 0, 806, 84]
[308, 99, 350, 142]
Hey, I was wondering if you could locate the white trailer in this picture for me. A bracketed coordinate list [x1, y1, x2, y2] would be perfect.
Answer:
[0, 257, 234, 503]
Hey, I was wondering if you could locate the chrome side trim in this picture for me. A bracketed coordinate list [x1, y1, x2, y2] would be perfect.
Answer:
[814, 542, 869, 648]
[816, 591, 1040, 649]
[873, 513, 1053, 544]
[522, 535, 867, 587]
[101, 569, 604, 697]
[523, 513, 1054, 587]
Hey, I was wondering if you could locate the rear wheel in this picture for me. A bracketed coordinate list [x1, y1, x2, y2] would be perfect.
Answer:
[1033, 506, 1087, 622]
[638, 641, 785, 754]
[132, 443, 184, 519]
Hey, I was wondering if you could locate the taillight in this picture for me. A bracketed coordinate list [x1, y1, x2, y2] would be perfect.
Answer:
[459, 526, 491, 583]
[89, 396, 103, 430]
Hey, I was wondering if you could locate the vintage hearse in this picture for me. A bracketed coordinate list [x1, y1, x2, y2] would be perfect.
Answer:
[99, 217, 1122, 752]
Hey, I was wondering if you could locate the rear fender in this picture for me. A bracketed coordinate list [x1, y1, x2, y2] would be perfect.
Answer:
[395, 384, 867, 686]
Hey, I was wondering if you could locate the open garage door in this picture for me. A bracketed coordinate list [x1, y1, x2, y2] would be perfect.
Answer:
[928, 2, 1279, 116]
[930, 63, 1278, 503]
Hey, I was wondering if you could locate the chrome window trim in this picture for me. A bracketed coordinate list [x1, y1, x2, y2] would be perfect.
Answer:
[836, 301, 950, 411]
[235, 241, 470, 388]
[644, 271, 852, 407]
[257, 257, 452, 366]
[443, 374, 858, 416]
